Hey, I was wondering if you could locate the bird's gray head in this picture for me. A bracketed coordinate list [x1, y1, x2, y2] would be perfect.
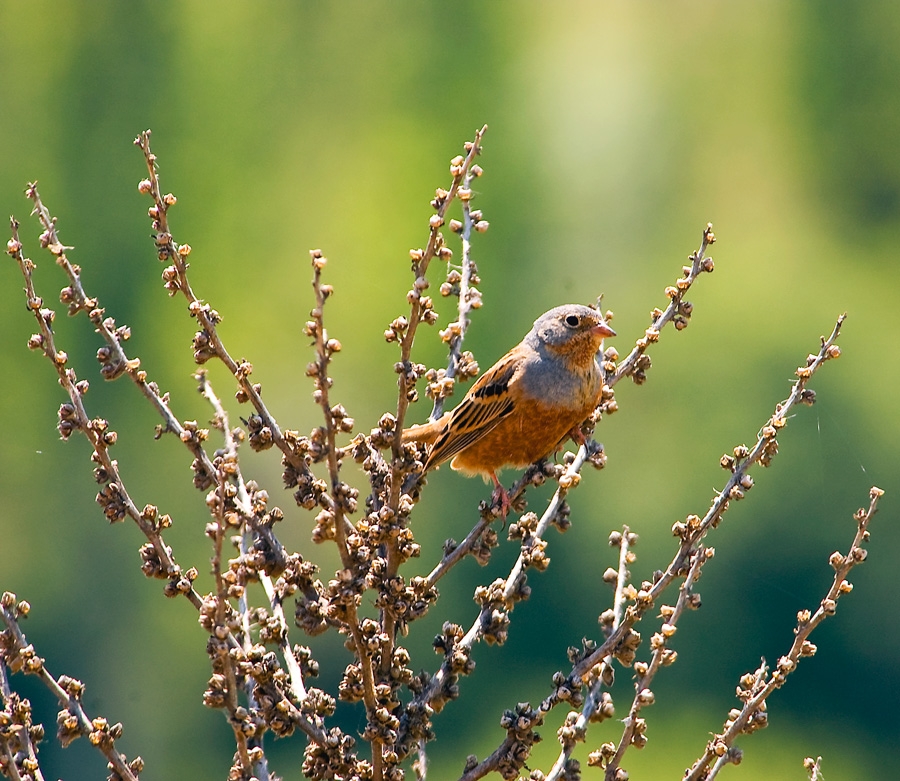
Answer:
[529, 304, 615, 349]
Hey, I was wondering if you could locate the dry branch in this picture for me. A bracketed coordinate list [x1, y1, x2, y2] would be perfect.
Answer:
[0, 129, 879, 781]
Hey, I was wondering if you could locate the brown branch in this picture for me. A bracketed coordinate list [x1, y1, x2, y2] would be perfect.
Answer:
[133, 130, 311, 483]
[0, 594, 142, 780]
[389, 125, 488, 483]
[0, 651, 46, 781]
[457, 736, 517, 781]
[425, 223, 715, 588]
[306, 250, 356, 567]
[7, 216, 202, 610]
[304, 250, 384, 775]
[403, 228, 721, 753]
[10, 208, 325, 763]
[5, 128, 874, 781]
[429, 158, 486, 420]
[198, 373, 326, 752]
[605, 222, 716, 391]
[456, 313, 845, 778]
[570, 314, 846, 686]
[600, 547, 708, 780]
[684, 485, 882, 781]
[22, 183, 288, 574]
[200, 374, 265, 778]
[546, 527, 636, 780]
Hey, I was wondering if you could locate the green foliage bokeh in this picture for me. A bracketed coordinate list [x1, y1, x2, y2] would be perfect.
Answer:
[1, 2, 897, 779]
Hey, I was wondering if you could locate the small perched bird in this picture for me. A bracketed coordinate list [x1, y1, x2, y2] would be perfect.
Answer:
[402, 304, 615, 514]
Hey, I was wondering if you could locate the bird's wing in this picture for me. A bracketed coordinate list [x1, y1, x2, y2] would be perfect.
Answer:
[425, 352, 520, 468]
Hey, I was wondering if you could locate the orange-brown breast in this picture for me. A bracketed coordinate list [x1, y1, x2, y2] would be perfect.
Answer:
[448, 393, 597, 477]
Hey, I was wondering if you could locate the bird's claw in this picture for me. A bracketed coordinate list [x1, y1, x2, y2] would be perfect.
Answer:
[491, 485, 511, 519]
[568, 425, 587, 447]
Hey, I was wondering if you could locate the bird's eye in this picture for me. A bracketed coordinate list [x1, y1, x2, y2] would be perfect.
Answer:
[564, 314, 580, 328]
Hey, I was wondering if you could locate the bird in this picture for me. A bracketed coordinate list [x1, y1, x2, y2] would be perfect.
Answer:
[401, 304, 616, 515]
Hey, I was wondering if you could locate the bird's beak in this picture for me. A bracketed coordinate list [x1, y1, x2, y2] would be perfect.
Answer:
[593, 322, 616, 338]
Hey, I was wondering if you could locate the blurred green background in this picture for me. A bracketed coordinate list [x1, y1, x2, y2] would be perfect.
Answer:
[1, 2, 897, 779]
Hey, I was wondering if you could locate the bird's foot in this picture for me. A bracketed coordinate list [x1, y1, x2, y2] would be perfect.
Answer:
[489, 473, 511, 519]
[568, 425, 587, 447]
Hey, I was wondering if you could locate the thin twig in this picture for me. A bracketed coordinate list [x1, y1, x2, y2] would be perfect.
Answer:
[430, 159, 485, 421]
[10, 207, 325, 763]
[7, 217, 202, 610]
[0, 595, 141, 781]
[390, 125, 488, 484]
[402, 231, 721, 753]
[458, 313, 845, 780]
[570, 314, 846, 685]
[200, 374, 267, 778]
[23, 183, 288, 572]
[545, 527, 635, 781]
[606, 223, 716, 390]
[0, 647, 47, 781]
[425, 223, 716, 590]
[134, 131, 312, 482]
[306, 250, 384, 775]
[684, 485, 882, 781]
[601, 547, 707, 780]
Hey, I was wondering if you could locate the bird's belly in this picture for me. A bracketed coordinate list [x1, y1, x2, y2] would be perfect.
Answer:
[449, 401, 591, 477]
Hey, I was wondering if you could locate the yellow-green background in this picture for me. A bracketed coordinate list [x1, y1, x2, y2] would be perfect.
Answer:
[1, 2, 897, 779]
